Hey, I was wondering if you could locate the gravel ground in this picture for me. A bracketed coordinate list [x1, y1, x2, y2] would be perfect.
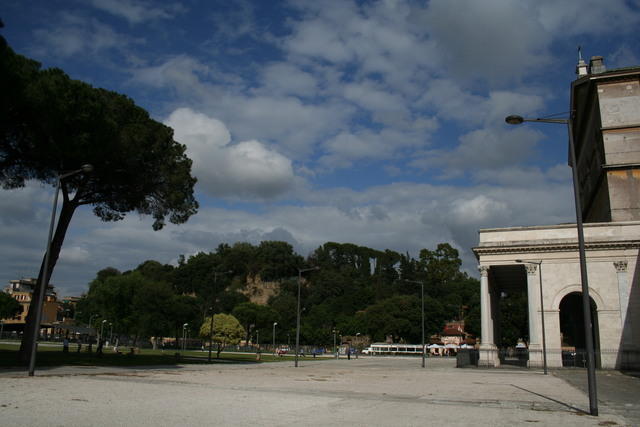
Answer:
[0, 357, 632, 426]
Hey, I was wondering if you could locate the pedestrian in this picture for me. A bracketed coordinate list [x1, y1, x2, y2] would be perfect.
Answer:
[63, 336, 69, 353]
[76, 340, 82, 353]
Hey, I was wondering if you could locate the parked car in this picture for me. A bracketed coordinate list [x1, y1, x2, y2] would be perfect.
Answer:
[276, 346, 289, 356]
[362, 347, 373, 354]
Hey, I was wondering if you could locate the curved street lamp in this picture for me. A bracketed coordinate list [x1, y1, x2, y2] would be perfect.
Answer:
[506, 113, 597, 415]
[272, 322, 278, 355]
[403, 280, 426, 368]
[295, 266, 320, 367]
[28, 164, 93, 376]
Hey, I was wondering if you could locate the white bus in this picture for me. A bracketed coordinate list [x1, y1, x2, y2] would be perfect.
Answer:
[362, 343, 424, 355]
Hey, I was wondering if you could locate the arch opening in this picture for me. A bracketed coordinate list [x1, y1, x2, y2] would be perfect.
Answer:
[559, 292, 600, 368]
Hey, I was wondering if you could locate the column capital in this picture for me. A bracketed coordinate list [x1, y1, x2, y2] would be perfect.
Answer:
[478, 265, 489, 277]
[524, 264, 538, 275]
[614, 260, 628, 273]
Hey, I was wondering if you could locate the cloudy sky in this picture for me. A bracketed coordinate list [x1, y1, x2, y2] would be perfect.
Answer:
[2, 0, 640, 297]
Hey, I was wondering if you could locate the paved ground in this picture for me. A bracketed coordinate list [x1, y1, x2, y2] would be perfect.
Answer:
[0, 357, 635, 426]
[553, 368, 640, 424]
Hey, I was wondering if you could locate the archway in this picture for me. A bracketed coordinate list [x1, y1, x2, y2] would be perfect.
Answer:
[559, 292, 600, 368]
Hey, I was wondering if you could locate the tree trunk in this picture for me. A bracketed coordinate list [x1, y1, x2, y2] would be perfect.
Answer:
[19, 200, 77, 362]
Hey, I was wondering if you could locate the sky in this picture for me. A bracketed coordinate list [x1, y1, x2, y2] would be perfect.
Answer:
[2, 0, 640, 297]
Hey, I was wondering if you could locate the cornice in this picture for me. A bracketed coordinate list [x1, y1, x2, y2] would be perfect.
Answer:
[473, 240, 640, 257]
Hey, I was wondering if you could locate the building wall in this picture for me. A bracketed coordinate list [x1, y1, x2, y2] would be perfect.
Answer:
[475, 221, 640, 369]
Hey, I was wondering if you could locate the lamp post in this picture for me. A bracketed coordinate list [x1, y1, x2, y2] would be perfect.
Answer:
[506, 114, 597, 415]
[332, 329, 338, 359]
[182, 323, 188, 352]
[108, 322, 113, 345]
[1, 321, 4, 340]
[27, 164, 93, 377]
[355, 333, 361, 359]
[516, 260, 548, 375]
[208, 307, 215, 362]
[272, 322, 278, 354]
[295, 266, 320, 367]
[256, 330, 260, 352]
[208, 270, 231, 362]
[404, 280, 426, 368]
[100, 319, 107, 345]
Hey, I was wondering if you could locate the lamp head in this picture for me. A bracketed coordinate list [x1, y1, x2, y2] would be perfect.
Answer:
[81, 164, 94, 173]
[505, 115, 524, 125]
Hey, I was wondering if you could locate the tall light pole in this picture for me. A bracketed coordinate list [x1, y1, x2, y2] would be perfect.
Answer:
[100, 319, 107, 345]
[208, 270, 231, 362]
[355, 333, 361, 359]
[404, 280, 426, 368]
[272, 322, 278, 354]
[182, 323, 188, 352]
[208, 307, 215, 362]
[516, 260, 548, 375]
[333, 329, 338, 359]
[506, 114, 597, 415]
[28, 164, 93, 376]
[108, 322, 113, 345]
[295, 266, 320, 367]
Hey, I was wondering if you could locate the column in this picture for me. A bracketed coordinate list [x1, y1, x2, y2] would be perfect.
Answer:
[478, 265, 498, 367]
[525, 264, 542, 368]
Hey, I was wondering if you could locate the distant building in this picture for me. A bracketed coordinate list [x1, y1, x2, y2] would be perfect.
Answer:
[474, 56, 640, 369]
[2, 278, 60, 334]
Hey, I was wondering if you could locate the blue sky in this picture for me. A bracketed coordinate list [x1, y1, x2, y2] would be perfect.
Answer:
[2, 0, 640, 296]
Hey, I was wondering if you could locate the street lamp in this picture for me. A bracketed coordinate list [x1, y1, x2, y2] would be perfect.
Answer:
[108, 322, 113, 345]
[295, 266, 320, 367]
[506, 114, 597, 415]
[516, 260, 548, 375]
[208, 270, 231, 362]
[100, 319, 107, 345]
[182, 323, 188, 352]
[208, 307, 215, 362]
[404, 280, 426, 368]
[332, 329, 338, 359]
[272, 322, 278, 354]
[28, 164, 93, 377]
[355, 333, 361, 359]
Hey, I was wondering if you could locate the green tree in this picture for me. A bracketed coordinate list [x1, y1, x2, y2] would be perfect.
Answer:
[0, 39, 198, 360]
[497, 292, 529, 347]
[0, 292, 21, 319]
[199, 313, 244, 358]
[232, 302, 278, 345]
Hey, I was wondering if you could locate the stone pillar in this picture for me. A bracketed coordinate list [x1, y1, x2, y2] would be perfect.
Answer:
[524, 264, 542, 367]
[478, 265, 499, 367]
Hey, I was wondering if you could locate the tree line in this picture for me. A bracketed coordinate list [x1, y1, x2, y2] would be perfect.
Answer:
[74, 241, 483, 348]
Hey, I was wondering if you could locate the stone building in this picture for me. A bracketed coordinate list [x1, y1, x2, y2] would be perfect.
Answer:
[474, 56, 640, 369]
[2, 278, 60, 334]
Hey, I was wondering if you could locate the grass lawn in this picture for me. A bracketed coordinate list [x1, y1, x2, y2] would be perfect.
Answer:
[0, 341, 323, 368]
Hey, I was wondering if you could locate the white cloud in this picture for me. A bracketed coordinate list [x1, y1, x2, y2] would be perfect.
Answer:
[32, 12, 140, 58]
[259, 63, 319, 97]
[87, 0, 186, 24]
[165, 108, 296, 199]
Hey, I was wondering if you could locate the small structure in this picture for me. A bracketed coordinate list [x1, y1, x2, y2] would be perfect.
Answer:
[2, 278, 60, 336]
